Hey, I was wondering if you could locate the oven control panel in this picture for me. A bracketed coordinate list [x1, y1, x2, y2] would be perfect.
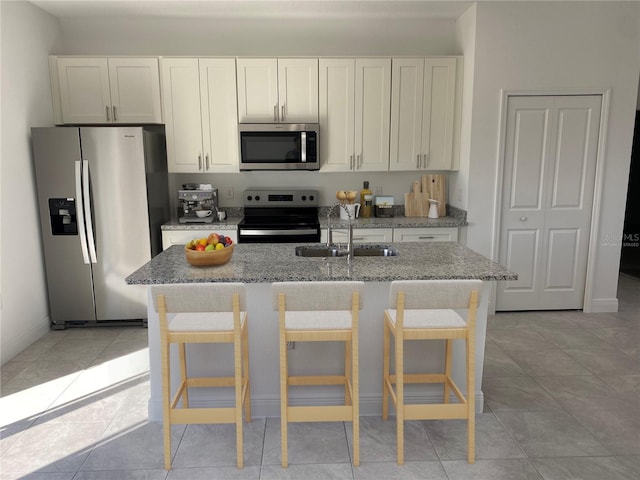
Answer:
[243, 188, 319, 207]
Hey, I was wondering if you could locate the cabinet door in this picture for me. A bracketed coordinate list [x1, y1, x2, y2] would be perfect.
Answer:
[160, 58, 204, 173]
[236, 58, 279, 123]
[107, 58, 162, 124]
[200, 59, 239, 172]
[321, 228, 393, 244]
[57, 58, 111, 124]
[389, 58, 425, 171]
[319, 59, 355, 172]
[393, 227, 458, 242]
[421, 58, 457, 170]
[278, 58, 319, 123]
[354, 58, 391, 171]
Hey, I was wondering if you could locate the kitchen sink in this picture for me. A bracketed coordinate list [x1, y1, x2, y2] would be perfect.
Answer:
[295, 244, 398, 258]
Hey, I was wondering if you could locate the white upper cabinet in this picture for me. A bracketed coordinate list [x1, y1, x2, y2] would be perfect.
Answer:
[236, 58, 318, 123]
[319, 58, 391, 172]
[355, 58, 391, 171]
[389, 57, 457, 171]
[56, 57, 162, 124]
[319, 59, 355, 172]
[161, 58, 238, 173]
[199, 59, 240, 172]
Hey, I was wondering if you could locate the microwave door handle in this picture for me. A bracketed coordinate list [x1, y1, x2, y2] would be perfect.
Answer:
[82, 160, 98, 263]
[300, 132, 307, 162]
[75, 161, 91, 264]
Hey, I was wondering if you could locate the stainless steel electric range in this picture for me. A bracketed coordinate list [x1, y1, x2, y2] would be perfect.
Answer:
[238, 188, 321, 243]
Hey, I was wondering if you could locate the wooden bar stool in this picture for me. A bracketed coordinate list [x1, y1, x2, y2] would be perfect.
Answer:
[382, 279, 481, 465]
[272, 281, 364, 467]
[151, 283, 251, 470]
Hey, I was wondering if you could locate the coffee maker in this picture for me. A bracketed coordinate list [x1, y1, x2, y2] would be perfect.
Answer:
[178, 184, 219, 223]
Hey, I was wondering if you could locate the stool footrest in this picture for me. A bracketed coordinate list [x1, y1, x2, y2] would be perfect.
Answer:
[187, 376, 237, 388]
[404, 403, 467, 420]
[385, 374, 467, 407]
[389, 373, 446, 384]
[288, 375, 348, 386]
[288, 405, 354, 422]
[171, 407, 238, 424]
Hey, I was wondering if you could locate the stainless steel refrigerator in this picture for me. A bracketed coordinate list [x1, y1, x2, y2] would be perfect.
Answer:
[31, 126, 170, 329]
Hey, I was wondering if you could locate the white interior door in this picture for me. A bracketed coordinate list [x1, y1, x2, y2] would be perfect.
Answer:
[497, 95, 601, 311]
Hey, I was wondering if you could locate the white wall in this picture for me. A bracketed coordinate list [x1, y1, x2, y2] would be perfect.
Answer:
[56, 16, 459, 56]
[450, 2, 477, 212]
[0, 1, 61, 364]
[467, 1, 639, 311]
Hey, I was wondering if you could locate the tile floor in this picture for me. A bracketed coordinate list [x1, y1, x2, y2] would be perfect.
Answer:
[1, 275, 638, 479]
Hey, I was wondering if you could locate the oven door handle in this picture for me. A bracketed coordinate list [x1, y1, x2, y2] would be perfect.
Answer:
[240, 228, 319, 236]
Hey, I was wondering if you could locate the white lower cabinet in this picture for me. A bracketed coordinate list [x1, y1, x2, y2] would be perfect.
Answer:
[162, 228, 238, 250]
[392, 227, 458, 242]
[321, 228, 393, 244]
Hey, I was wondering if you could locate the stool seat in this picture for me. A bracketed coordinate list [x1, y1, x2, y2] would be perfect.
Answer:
[385, 308, 466, 329]
[169, 311, 248, 332]
[284, 310, 353, 330]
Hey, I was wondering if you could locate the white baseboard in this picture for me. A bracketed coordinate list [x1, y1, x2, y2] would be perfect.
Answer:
[585, 298, 619, 313]
[0, 315, 50, 365]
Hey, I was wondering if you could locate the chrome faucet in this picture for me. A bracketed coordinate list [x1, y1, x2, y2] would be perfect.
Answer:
[327, 202, 354, 261]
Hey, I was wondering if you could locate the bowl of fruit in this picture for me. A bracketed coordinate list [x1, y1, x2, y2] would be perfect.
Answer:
[185, 232, 234, 266]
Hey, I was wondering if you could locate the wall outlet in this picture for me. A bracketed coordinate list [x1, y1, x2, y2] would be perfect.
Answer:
[224, 187, 234, 200]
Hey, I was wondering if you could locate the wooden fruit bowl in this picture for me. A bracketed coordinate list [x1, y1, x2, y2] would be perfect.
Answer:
[185, 244, 234, 266]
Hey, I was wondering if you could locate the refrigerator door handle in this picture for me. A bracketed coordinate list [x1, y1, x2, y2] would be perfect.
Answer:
[82, 160, 98, 263]
[75, 161, 91, 264]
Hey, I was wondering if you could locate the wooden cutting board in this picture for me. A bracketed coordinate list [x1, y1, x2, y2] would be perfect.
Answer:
[422, 174, 446, 217]
[404, 181, 429, 217]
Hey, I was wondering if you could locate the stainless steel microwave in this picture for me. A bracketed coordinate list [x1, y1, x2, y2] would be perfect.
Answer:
[238, 124, 319, 171]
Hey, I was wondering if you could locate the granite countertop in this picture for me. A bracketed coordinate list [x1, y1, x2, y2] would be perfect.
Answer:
[319, 215, 465, 229]
[162, 215, 465, 230]
[162, 217, 243, 230]
[126, 242, 517, 285]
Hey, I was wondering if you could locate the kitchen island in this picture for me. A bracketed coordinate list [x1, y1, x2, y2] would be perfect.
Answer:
[126, 242, 516, 420]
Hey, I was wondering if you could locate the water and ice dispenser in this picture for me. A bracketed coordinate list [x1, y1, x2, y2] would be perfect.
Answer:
[48, 198, 78, 235]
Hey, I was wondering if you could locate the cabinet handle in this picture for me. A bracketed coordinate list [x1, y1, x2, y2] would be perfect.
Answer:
[274, 105, 278, 122]
[105, 106, 110, 121]
[112, 106, 117, 121]
[198, 154, 202, 171]
[281, 105, 285, 122]
[350, 154, 354, 170]
[424, 153, 428, 168]
[205, 154, 210, 170]
[520, 216, 528, 222]
[357, 154, 361, 169]
[418, 236, 436, 240]
[417, 154, 421, 169]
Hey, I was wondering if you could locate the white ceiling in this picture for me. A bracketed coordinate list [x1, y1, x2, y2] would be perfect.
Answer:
[29, 0, 474, 20]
